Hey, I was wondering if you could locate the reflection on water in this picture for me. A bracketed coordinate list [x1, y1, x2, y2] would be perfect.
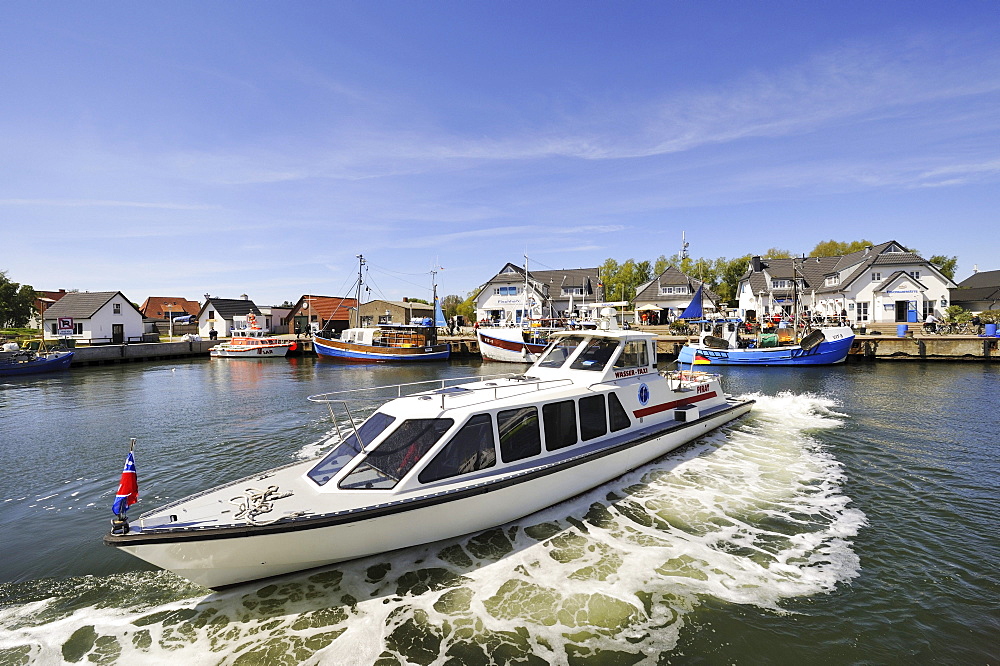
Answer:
[0, 359, 997, 663]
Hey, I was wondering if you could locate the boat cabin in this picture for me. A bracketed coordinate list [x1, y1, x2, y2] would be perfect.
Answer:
[305, 326, 667, 494]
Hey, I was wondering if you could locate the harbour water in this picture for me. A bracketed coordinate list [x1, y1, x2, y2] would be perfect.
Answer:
[0, 357, 996, 664]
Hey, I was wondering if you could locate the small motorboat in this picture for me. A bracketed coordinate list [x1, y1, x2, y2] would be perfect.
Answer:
[0, 343, 74, 377]
[105, 309, 753, 589]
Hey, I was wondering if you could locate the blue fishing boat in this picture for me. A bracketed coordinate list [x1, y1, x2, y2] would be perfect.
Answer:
[675, 286, 855, 366]
[0, 345, 75, 376]
[313, 255, 451, 363]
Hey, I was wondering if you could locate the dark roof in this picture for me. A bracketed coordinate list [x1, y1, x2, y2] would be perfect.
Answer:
[633, 266, 719, 303]
[43, 291, 141, 319]
[199, 298, 261, 319]
[874, 270, 929, 292]
[486, 263, 600, 296]
[957, 270, 1000, 289]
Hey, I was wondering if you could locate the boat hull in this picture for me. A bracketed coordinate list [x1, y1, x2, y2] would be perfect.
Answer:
[313, 336, 450, 362]
[678, 334, 854, 366]
[476, 329, 548, 363]
[111, 400, 751, 589]
[210, 345, 292, 358]
[0, 350, 74, 376]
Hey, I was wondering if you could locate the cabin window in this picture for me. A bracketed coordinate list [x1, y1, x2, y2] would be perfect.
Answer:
[613, 340, 648, 369]
[608, 393, 631, 431]
[570, 339, 619, 371]
[308, 412, 396, 485]
[419, 413, 496, 483]
[498, 407, 541, 462]
[579, 395, 608, 441]
[339, 418, 454, 489]
[543, 400, 577, 451]
[538, 335, 585, 368]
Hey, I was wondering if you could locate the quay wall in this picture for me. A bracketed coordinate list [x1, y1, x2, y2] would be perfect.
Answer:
[69, 341, 216, 366]
[64, 333, 999, 367]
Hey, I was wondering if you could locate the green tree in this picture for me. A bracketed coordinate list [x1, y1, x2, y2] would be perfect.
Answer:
[929, 255, 958, 280]
[713, 255, 753, 306]
[0, 271, 36, 328]
[441, 294, 463, 319]
[653, 254, 670, 275]
[761, 247, 793, 259]
[456, 288, 481, 322]
[809, 239, 873, 257]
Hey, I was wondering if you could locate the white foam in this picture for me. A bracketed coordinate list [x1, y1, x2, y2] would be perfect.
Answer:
[0, 393, 865, 665]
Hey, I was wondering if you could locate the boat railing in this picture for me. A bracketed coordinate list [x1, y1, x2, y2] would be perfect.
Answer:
[308, 373, 575, 450]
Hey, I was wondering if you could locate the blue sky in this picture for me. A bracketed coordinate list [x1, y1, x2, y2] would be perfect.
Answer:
[2, 1, 998, 306]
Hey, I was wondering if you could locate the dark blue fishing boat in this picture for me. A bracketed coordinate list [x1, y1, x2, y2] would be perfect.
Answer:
[0, 346, 75, 376]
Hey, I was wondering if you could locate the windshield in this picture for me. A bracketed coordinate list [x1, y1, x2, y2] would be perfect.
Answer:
[339, 418, 454, 490]
[569, 338, 620, 371]
[307, 412, 396, 485]
[537, 335, 587, 368]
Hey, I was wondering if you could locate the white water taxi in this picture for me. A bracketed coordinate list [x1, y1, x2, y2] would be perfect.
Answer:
[106, 310, 753, 589]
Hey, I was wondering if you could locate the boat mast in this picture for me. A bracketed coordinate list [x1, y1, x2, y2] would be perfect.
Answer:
[523, 254, 529, 324]
[355, 254, 365, 327]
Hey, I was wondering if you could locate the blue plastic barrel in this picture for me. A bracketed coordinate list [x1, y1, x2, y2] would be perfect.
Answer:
[907, 310, 918, 323]
[896, 324, 908, 337]
[986, 323, 998, 337]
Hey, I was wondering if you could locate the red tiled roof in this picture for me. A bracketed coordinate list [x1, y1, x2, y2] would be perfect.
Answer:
[140, 297, 201, 319]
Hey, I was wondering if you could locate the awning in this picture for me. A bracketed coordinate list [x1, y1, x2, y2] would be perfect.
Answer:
[636, 304, 662, 311]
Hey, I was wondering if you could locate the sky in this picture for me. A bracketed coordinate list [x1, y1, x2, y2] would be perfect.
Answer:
[2, 1, 998, 306]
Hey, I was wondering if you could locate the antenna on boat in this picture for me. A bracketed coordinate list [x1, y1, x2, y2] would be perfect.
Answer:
[355, 254, 365, 328]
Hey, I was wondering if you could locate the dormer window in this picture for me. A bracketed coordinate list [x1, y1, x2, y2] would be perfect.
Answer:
[825, 276, 840, 287]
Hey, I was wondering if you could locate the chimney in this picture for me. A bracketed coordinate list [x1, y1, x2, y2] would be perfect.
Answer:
[240, 294, 249, 300]
[751, 256, 763, 273]
[402, 297, 408, 303]
[973, 265, 979, 274]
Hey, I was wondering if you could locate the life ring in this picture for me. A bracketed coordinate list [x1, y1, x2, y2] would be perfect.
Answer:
[247, 313, 257, 326]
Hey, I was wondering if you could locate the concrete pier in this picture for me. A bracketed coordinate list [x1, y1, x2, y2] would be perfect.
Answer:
[63, 330, 999, 367]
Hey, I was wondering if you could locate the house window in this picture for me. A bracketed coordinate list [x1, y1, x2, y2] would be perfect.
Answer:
[871, 273, 881, 282]
[909, 271, 920, 279]
[825, 276, 840, 286]
[858, 303, 869, 321]
[561, 287, 584, 296]
[113, 303, 121, 314]
[494, 286, 519, 296]
[772, 280, 789, 289]
[660, 286, 674, 295]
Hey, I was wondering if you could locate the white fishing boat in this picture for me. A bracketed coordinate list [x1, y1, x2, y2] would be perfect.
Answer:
[105, 309, 754, 589]
[476, 321, 564, 363]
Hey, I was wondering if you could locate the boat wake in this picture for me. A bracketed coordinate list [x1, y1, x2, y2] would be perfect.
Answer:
[0, 392, 866, 665]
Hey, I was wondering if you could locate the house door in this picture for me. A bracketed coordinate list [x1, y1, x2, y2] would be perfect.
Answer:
[112, 324, 124, 344]
[894, 301, 908, 323]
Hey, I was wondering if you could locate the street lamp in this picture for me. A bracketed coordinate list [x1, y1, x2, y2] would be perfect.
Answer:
[166, 302, 176, 340]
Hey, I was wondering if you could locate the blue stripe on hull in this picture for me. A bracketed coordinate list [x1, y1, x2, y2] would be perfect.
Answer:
[677, 337, 853, 366]
[313, 340, 450, 362]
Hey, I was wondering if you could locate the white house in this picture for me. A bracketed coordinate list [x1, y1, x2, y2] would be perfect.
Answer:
[42, 291, 145, 344]
[197, 297, 263, 338]
[632, 266, 718, 324]
[475, 263, 600, 324]
[736, 241, 957, 325]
